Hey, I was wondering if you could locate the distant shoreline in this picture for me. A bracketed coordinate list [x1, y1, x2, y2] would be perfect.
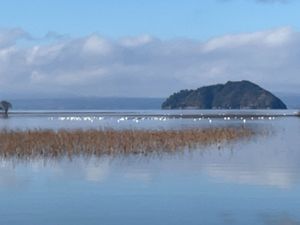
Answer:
[3, 109, 298, 119]
[5, 96, 300, 110]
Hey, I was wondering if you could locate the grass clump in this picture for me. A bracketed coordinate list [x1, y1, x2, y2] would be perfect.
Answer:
[0, 127, 254, 159]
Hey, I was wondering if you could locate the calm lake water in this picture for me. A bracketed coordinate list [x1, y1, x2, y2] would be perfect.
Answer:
[0, 110, 300, 225]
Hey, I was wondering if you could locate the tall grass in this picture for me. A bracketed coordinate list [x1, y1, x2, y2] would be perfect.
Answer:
[0, 128, 254, 158]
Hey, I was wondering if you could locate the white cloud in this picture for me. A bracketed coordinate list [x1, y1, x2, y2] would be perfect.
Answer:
[202, 27, 293, 52]
[82, 35, 112, 55]
[120, 35, 154, 47]
[0, 28, 28, 49]
[0, 27, 300, 98]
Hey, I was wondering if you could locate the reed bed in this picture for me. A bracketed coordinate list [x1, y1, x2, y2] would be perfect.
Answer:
[0, 127, 254, 158]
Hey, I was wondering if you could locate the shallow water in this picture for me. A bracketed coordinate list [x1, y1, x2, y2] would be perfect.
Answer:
[0, 110, 300, 225]
[1, 109, 297, 130]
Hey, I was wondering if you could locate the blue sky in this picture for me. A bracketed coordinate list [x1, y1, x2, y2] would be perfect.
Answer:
[1, 0, 299, 40]
[0, 0, 300, 98]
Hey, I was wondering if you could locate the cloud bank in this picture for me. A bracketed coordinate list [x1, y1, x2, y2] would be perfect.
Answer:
[0, 27, 299, 98]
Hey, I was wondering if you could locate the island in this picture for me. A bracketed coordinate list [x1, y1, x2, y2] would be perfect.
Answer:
[162, 80, 287, 109]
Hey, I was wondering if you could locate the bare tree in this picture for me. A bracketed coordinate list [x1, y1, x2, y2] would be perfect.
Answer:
[0, 100, 12, 116]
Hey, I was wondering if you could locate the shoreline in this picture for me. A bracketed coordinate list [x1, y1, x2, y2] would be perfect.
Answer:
[1, 109, 298, 120]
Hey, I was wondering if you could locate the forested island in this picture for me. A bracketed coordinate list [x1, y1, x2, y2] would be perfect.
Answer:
[162, 80, 287, 109]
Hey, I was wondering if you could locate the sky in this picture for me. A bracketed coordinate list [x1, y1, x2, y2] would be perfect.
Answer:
[0, 0, 300, 98]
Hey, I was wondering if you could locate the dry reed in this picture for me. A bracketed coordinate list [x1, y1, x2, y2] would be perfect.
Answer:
[0, 127, 254, 158]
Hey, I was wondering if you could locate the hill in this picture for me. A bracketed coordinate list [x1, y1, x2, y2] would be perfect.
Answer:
[162, 81, 287, 109]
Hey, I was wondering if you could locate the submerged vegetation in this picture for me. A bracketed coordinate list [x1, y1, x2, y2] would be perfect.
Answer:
[0, 127, 254, 159]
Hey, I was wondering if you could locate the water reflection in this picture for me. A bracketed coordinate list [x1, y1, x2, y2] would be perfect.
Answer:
[0, 116, 300, 225]
[260, 213, 300, 225]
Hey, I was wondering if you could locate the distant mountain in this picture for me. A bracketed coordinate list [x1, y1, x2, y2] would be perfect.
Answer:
[162, 81, 287, 109]
[275, 93, 300, 109]
[11, 97, 164, 110]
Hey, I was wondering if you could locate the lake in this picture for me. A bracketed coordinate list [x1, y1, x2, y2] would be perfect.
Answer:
[0, 110, 299, 225]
